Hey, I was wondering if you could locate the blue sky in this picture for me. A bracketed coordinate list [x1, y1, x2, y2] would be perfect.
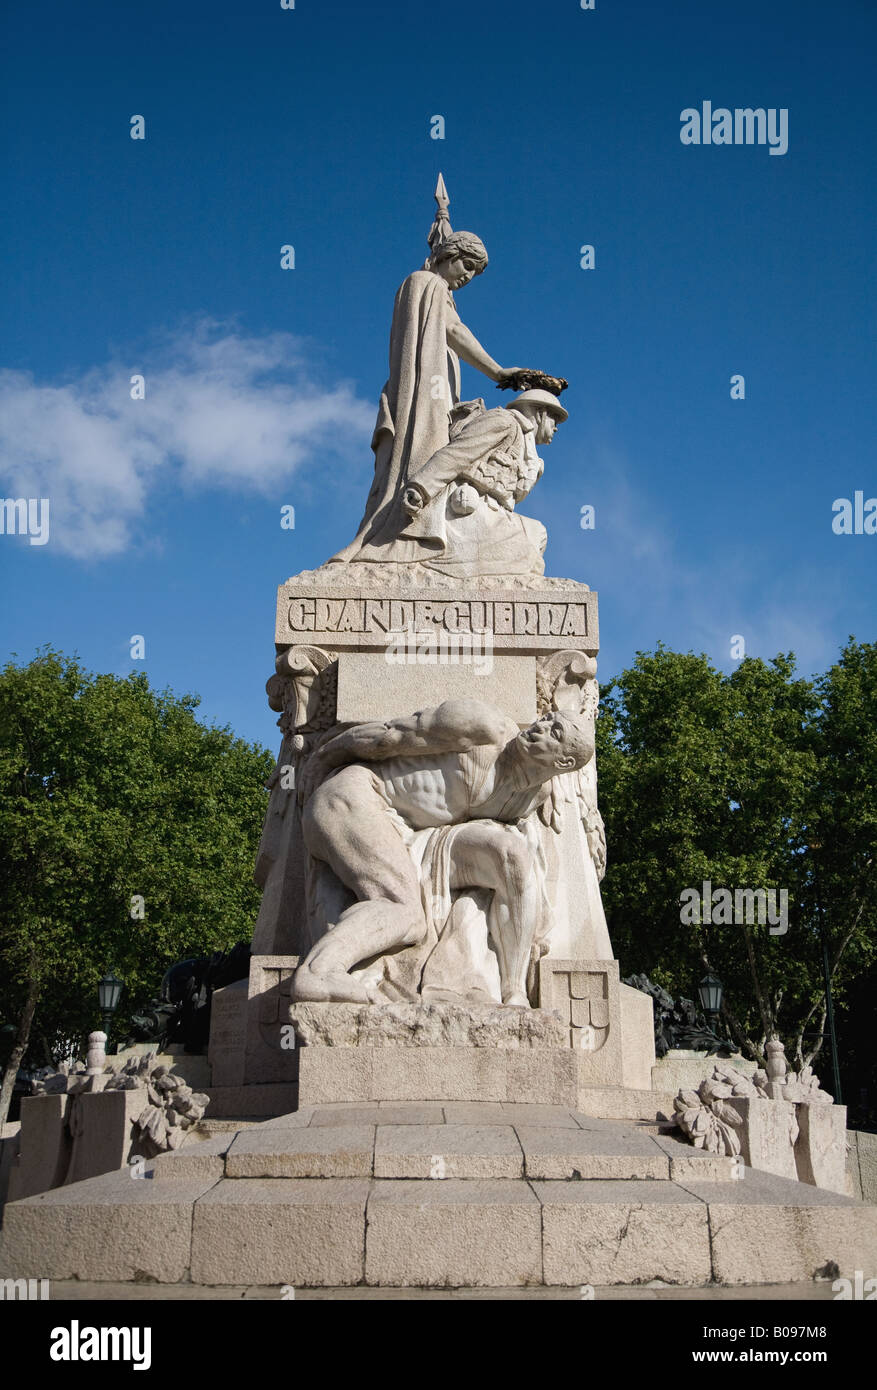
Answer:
[1, 0, 874, 752]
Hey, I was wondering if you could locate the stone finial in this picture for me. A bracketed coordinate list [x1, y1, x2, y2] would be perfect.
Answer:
[86, 1031, 107, 1076]
[766, 1037, 788, 1099]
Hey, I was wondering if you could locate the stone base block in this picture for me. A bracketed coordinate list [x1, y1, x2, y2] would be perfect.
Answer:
[374, 1124, 523, 1179]
[848, 1129, 877, 1204]
[290, 1000, 566, 1049]
[296, 1046, 577, 1106]
[0, 1170, 216, 1282]
[307, 1103, 445, 1127]
[244, 955, 299, 1085]
[0, 1122, 20, 1215]
[538, 960, 656, 1094]
[7, 1095, 70, 1203]
[620, 983, 656, 1089]
[795, 1103, 847, 1195]
[576, 1086, 677, 1123]
[537, 1180, 712, 1286]
[683, 1171, 877, 1284]
[149, 1134, 233, 1181]
[517, 1124, 668, 1181]
[151, 1106, 734, 1183]
[190, 1178, 368, 1286]
[226, 1125, 375, 1178]
[208, 979, 248, 1087]
[4, 1109, 876, 1290]
[538, 958, 622, 1082]
[727, 1096, 799, 1181]
[648, 1132, 743, 1183]
[365, 1179, 542, 1287]
[65, 1089, 145, 1187]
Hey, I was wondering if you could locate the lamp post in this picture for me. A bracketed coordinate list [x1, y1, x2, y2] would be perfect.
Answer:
[98, 969, 124, 1035]
[698, 972, 724, 1030]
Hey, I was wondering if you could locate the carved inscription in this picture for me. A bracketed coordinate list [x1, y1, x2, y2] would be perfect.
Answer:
[277, 590, 595, 651]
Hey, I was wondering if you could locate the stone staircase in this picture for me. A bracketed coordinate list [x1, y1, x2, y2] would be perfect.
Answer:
[2, 1101, 876, 1290]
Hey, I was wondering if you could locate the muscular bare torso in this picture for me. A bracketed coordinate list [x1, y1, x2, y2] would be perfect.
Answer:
[370, 723, 544, 829]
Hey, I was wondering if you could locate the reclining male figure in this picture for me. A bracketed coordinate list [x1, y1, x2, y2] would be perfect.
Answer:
[293, 698, 594, 1006]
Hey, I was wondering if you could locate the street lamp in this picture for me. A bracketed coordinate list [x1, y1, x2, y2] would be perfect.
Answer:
[98, 969, 124, 1033]
[698, 972, 723, 1027]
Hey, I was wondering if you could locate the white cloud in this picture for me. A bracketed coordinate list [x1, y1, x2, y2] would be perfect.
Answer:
[0, 321, 374, 558]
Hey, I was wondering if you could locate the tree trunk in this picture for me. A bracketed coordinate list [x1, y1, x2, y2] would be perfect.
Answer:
[0, 976, 40, 1128]
[740, 919, 775, 1042]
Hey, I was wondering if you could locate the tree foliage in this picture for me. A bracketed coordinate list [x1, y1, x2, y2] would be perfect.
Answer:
[1, 640, 873, 1116]
[0, 649, 273, 1119]
[596, 640, 876, 1085]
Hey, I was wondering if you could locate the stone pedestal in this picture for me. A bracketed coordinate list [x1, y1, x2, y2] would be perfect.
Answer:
[65, 1089, 145, 1185]
[9, 1089, 147, 1199]
[241, 561, 652, 1111]
[229, 951, 657, 1114]
[244, 955, 299, 1086]
[7, 1095, 71, 1202]
[289, 999, 577, 1106]
[208, 978, 248, 1087]
[253, 572, 604, 964]
[726, 1096, 800, 1182]
[794, 1102, 847, 1195]
[4, 1101, 876, 1291]
[847, 1130, 877, 1203]
[296, 1045, 578, 1106]
[203, 956, 301, 1116]
[0, 1122, 20, 1216]
[619, 983, 656, 1090]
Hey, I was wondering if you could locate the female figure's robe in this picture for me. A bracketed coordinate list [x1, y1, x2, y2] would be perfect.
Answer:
[330, 270, 461, 562]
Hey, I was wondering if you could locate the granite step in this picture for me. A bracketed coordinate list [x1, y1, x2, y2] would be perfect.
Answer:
[151, 1104, 736, 1182]
[2, 1162, 874, 1289]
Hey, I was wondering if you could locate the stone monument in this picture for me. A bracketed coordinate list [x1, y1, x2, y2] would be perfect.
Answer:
[3, 179, 874, 1295]
[226, 175, 655, 1112]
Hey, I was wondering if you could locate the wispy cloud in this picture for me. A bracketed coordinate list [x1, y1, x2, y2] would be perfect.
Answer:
[0, 320, 374, 558]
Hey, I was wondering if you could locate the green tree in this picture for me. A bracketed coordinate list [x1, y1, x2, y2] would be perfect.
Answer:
[799, 640, 877, 1090]
[0, 649, 273, 1125]
[596, 645, 827, 1064]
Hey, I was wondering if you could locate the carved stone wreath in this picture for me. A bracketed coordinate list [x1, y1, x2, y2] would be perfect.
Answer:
[672, 1064, 771, 1157]
[103, 1055, 210, 1156]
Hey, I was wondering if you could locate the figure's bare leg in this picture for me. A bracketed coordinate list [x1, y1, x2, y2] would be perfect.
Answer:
[294, 767, 426, 1003]
[448, 823, 541, 1006]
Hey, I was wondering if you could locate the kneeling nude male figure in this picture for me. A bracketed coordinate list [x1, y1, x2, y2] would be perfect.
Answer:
[293, 698, 594, 1007]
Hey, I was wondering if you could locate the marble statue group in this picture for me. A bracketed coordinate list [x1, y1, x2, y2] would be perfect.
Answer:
[253, 175, 610, 1015]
